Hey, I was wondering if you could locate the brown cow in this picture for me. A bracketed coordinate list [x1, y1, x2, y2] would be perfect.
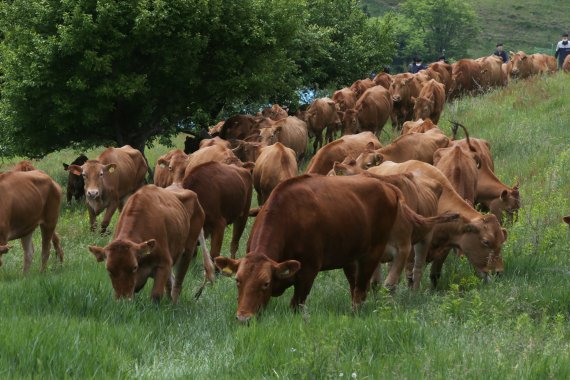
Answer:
[88, 185, 215, 302]
[258, 116, 308, 160]
[564, 55, 570, 73]
[448, 59, 483, 99]
[401, 119, 437, 135]
[502, 62, 512, 85]
[182, 161, 253, 259]
[305, 132, 381, 175]
[350, 78, 375, 98]
[373, 72, 392, 89]
[332, 87, 357, 112]
[12, 160, 36, 172]
[389, 73, 423, 128]
[67, 145, 148, 233]
[477, 55, 505, 90]
[509, 51, 557, 79]
[428, 62, 453, 94]
[373, 160, 507, 286]
[219, 115, 260, 140]
[253, 142, 298, 205]
[63, 154, 89, 204]
[214, 174, 428, 321]
[230, 140, 264, 163]
[341, 86, 392, 135]
[305, 97, 341, 153]
[356, 128, 449, 166]
[433, 145, 480, 205]
[183, 143, 241, 180]
[0, 171, 64, 273]
[412, 79, 446, 124]
[260, 104, 288, 120]
[154, 150, 188, 188]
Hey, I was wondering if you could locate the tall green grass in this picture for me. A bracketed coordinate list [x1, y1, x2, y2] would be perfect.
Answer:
[1, 73, 570, 379]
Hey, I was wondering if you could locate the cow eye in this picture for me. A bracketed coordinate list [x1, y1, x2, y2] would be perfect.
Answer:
[261, 281, 270, 290]
[168, 166, 173, 172]
[482, 239, 490, 247]
[132, 266, 138, 273]
[99, 172, 103, 177]
[82, 173, 86, 178]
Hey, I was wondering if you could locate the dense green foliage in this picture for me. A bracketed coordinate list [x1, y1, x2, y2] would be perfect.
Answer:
[1, 73, 570, 378]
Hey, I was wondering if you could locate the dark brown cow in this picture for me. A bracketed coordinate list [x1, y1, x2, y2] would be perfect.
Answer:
[63, 154, 89, 204]
[67, 145, 148, 233]
[258, 116, 308, 160]
[305, 132, 381, 175]
[260, 104, 288, 120]
[509, 51, 557, 79]
[305, 97, 341, 153]
[401, 119, 437, 135]
[428, 62, 453, 94]
[389, 73, 423, 128]
[0, 170, 64, 273]
[154, 150, 188, 188]
[253, 142, 298, 205]
[341, 86, 392, 135]
[373, 72, 392, 89]
[182, 161, 253, 259]
[332, 87, 357, 112]
[412, 79, 446, 124]
[215, 174, 409, 321]
[448, 59, 483, 99]
[184, 128, 212, 154]
[88, 185, 215, 302]
[564, 55, 570, 73]
[219, 115, 260, 140]
[350, 78, 375, 98]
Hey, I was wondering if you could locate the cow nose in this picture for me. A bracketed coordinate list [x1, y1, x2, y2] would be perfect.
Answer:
[87, 189, 99, 198]
[392, 96, 401, 102]
[236, 313, 252, 324]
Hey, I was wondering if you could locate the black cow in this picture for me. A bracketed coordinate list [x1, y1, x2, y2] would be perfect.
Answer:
[62, 154, 88, 204]
[184, 128, 212, 154]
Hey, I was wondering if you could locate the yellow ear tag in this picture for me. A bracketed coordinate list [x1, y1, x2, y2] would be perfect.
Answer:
[222, 267, 233, 275]
[108, 167, 115, 173]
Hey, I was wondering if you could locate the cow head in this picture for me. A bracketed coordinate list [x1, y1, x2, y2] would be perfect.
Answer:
[455, 214, 507, 276]
[389, 76, 413, 103]
[412, 96, 434, 120]
[67, 160, 117, 200]
[488, 185, 521, 225]
[509, 51, 528, 77]
[0, 244, 13, 267]
[231, 140, 263, 163]
[355, 142, 384, 169]
[342, 109, 360, 135]
[328, 157, 363, 177]
[215, 254, 301, 323]
[89, 239, 156, 300]
[259, 126, 282, 146]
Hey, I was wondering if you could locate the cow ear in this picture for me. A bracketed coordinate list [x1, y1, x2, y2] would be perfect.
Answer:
[273, 260, 301, 279]
[563, 216, 570, 226]
[0, 244, 12, 254]
[365, 141, 375, 151]
[88, 246, 107, 262]
[105, 163, 117, 174]
[462, 223, 480, 234]
[214, 256, 241, 277]
[137, 240, 156, 255]
[67, 164, 82, 176]
[501, 228, 508, 242]
[500, 190, 509, 201]
[63, 163, 69, 170]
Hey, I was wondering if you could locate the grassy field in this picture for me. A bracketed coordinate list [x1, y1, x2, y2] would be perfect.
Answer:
[362, 0, 570, 58]
[2, 73, 570, 378]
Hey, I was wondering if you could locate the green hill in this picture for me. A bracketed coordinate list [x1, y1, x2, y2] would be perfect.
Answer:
[362, 0, 570, 58]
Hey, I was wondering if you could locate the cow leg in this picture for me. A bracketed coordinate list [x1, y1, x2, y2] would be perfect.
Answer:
[230, 216, 247, 259]
[343, 262, 358, 296]
[313, 131, 322, 154]
[66, 189, 72, 205]
[370, 264, 383, 291]
[429, 248, 450, 288]
[411, 240, 429, 290]
[39, 224, 58, 272]
[352, 250, 385, 309]
[166, 273, 174, 300]
[21, 233, 34, 274]
[210, 222, 226, 259]
[290, 270, 317, 310]
[171, 244, 196, 303]
[384, 241, 411, 292]
[51, 232, 64, 264]
[151, 261, 172, 303]
[100, 203, 118, 234]
[325, 125, 334, 144]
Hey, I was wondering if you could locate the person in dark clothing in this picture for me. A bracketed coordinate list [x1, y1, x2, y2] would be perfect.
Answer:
[555, 33, 570, 69]
[438, 55, 449, 64]
[493, 43, 509, 63]
[409, 57, 427, 73]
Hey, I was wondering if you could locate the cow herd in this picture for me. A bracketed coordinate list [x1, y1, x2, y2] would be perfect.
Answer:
[0, 50, 569, 323]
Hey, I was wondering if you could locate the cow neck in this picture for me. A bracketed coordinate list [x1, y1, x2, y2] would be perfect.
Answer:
[476, 164, 510, 202]
[247, 209, 287, 262]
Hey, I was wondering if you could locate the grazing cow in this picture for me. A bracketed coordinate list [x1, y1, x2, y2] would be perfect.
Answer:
[373, 72, 392, 89]
[305, 97, 341, 153]
[0, 171, 64, 273]
[564, 55, 570, 73]
[509, 51, 557, 79]
[184, 128, 212, 155]
[88, 185, 215, 302]
[215, 174, 453, 321]
[219, 115, 260, 140]
[412, 79, 446, 124]
[182, 161, 253, 259]
[258, 116, 308, 160]
[183, 143, 241, 180]
[356, 128, 449, 167]
[305, 132, 381, 175]
[428, 62, 453, 95]
[63, 154, 89, 204]
[341, 86, 392, 135]
[350, 78, 375, 98]
[253, 142, 298, 206]
[448, 59, 483, 99]
[433, 145, 480, 205]
[373, 160, 507, 286]
[260, 104, 288, 120]
[332, 87, 357, 113]
[154, 149, 189, 188]
[477, 55, 506, 90]
[67, 145, 148, 233]
[389, 73, 423, 128]
[401, 119, 437, 135]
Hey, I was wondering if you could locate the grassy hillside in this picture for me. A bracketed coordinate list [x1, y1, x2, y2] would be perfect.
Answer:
[1, 73, 570, 378]
[363, 0, 570, 58]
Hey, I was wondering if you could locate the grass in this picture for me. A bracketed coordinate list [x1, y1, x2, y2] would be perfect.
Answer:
[1, 72, 570, 378]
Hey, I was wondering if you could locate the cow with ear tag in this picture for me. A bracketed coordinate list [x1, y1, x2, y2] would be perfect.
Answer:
[67, 145, 147, 233]
[88, 185, 215, 302]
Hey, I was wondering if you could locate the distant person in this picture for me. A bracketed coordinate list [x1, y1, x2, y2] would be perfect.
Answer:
[409, 57, 427, 73]
[493, 43, 509, 63]
[555, 32, 570, 69]
[437, 55, 449, 64]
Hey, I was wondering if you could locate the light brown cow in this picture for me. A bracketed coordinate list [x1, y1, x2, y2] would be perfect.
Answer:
[154, 150, 188, 188]
[260, 104, 288, 120]
[350, 78, 375, 98]
[258, 116, 308, 160]
[401, 119, 438, 135]
[230, 140, 264, 163]
[88, 185, 215, 302]
[412, 79, 446, 124]
[305, 97, 341, 153]
[0, 170, 64, 273]
[502, 62, 512, 85]
[183, 161, 253, 259]
[448, 59, 483, 99]
[389, 73, 423, 128]
[341, 86, 392, 135]
[428, 62, 453, 94]
[68, 145, 148, 233]
[564, 55, 570, 73]
[373, 72, 392, 89]
[477, 55, 505, 89]
[305, 132, 382, 175]
[253, 142, 298, 205]
[433, 145, 480, 205]
[183, 143, 241, 180]
[373, 160, 507, 286]
[509, 51, 557, 79]
[332, 87, 357, 112]
[12, 160, 37, 172]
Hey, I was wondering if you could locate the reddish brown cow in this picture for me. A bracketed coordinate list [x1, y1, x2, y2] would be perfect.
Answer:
[332, 87, 357, 112]
[509, 51, 557, 79]
[260, 104, 288, 120]
[448, 59, 483, 99]
[350, 78, 375, 98]
[433, 145, 480, 205]
[258, 116, 308, 160]
[63, 154, 89, 204]
[401, 119, 437, 135]
[182, 161, 253, 259]
[389, 73, 423, 128]
[305, 132, 381, 175]
[564, 55, 570, 73]
[12, 160, 36, 172]
[0, 171, 64, 273]
[428, 62, 453, 94]
[183, 143, 241, 180]
[67, 145, 148, 233]
[253, 143, 298, 205]
[219, 115, 260, 140]
[341, 86, 392, 135]
[305, 97, 341, 153]
[88, 185, 215, 302]
[154, 150, 188, 188]
[230, 140, 264, 163]
[412, 79, 446, 124]
[215, 174, 429, 321]
[477, 55, 505, 90]
[373, 72, 392, 89]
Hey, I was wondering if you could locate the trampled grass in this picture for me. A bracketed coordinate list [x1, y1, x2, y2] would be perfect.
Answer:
[1, 73, 570, 378]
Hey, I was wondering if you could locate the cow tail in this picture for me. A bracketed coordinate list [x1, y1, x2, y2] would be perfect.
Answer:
[194, 228, 215, 300]
[450, 121, 476, 152]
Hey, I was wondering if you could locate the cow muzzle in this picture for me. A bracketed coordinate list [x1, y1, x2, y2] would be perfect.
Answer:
[87, 189, 100, 199]
[236, 312, 253, 324]
[392, 96, 401, 103]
